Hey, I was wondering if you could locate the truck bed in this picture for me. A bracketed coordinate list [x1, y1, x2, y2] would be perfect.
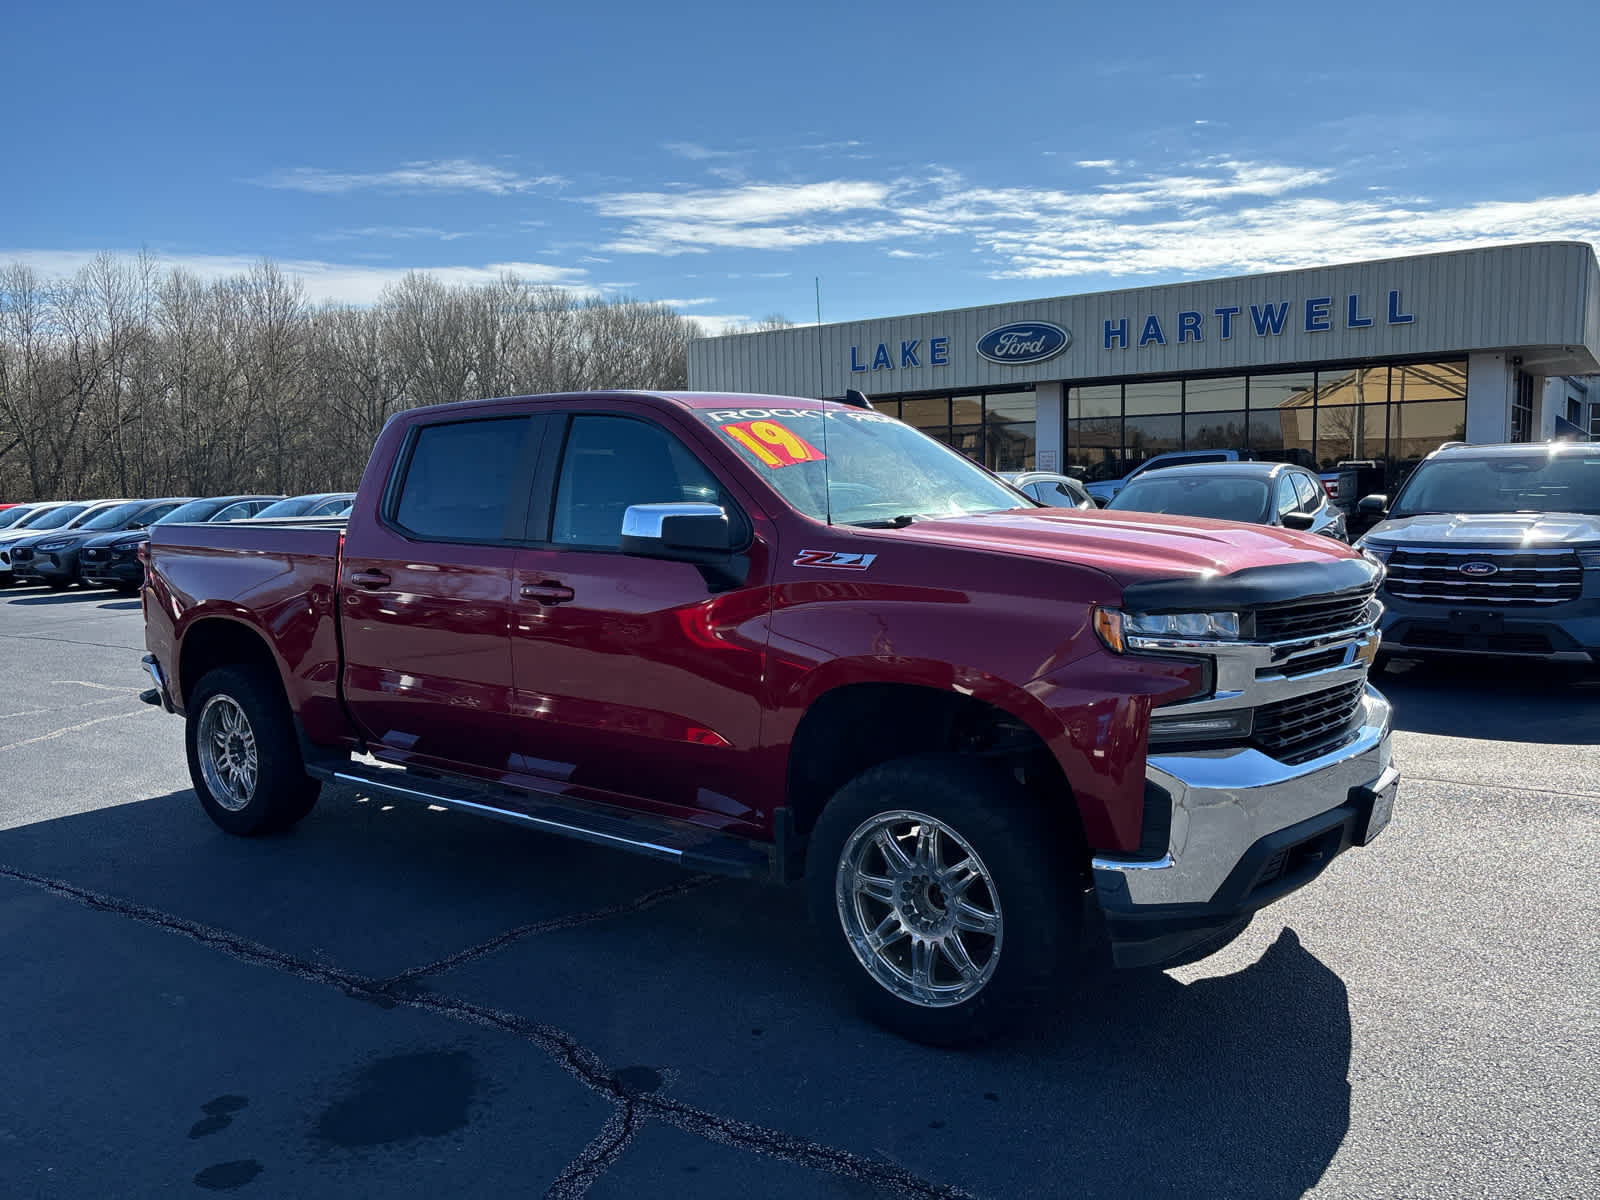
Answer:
[143, 520, 349, 742]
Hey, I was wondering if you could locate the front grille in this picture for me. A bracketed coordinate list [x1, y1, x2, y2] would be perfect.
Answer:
[1252, 587, 1377, 641]
[80, 548, 106, 563]
[1265, 646, 1348, 678]
[1406, 628, 1554, 654]
[1252, 680, 1366, 763]
[11, 547, 34, 564]
[1384, 547, 1582, 607]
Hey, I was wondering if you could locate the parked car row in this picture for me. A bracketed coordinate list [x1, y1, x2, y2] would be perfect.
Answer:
[0, 492, 354, 592]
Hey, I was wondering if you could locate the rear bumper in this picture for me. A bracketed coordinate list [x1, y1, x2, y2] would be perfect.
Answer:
[1091, 687, 1396, 968]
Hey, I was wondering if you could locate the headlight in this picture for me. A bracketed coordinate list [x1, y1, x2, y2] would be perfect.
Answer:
[1359, 540, 1396, 564]
[1579, 548, 1600, 571]
[1093, 607, 1240, 652]
[36, 539, 71, 551]
[1126, 611, 1241, 640]
[111, 538, 144, 551]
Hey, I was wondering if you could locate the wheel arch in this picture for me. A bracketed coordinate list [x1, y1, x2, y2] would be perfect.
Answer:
[785, 679, 1088, 871]
[176, 612, 286, 714]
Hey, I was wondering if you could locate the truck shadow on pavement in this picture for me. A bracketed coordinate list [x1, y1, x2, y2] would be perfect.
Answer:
[0, 784, 1352, 1199]
[1377, 656, 1600, 743]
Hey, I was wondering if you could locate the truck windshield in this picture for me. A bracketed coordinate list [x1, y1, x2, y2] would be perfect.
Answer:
[699, 406, 1024, 525]
[1391, 454, 1600, 517]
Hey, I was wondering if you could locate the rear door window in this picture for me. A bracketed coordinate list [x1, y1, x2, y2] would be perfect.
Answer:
[391, 416, 538, 543]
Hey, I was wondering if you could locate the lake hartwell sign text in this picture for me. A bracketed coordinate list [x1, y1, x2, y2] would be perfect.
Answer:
[845, 291, 1418, 373]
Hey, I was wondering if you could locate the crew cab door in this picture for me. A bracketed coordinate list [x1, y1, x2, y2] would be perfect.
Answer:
[508, 407, 774, 835]
[339, 412, 546, 778]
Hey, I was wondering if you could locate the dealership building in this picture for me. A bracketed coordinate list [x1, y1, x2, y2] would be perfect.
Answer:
[687, 241, 1600, 486]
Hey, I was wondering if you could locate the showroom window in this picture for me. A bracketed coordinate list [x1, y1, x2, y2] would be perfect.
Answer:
[1064, 358, 1467, 487]
[871, 388, 1037, 471]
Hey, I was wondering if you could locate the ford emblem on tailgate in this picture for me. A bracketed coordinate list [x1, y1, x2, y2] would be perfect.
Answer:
[976, 321, 1071, 365]
[1458, 562, 1498, 577]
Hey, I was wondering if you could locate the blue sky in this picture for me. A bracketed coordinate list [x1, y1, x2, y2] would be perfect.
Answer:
[6, 0, 1600, 332]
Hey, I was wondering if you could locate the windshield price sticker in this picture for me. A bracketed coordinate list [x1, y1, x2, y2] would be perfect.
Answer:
[719, 420, 826, 469]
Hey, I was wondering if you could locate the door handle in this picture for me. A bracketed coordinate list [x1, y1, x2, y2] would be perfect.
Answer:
[349, 570, 392, 589]
[521, 581, 575, 605]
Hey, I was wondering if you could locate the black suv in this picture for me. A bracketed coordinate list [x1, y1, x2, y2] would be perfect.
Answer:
[1357, 442, 1599, 663]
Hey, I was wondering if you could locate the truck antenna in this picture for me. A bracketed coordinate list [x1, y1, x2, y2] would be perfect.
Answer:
[816, 275, 832, 526]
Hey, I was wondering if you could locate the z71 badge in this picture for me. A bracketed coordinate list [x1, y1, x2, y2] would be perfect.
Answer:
[794, 550, 876, 570]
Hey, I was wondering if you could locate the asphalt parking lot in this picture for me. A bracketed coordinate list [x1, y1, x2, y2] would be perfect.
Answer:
[1, 588, 1597, 1199]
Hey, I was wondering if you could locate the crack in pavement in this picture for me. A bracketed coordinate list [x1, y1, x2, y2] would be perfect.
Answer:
[1401, 774, 1600, 803]
[0, 864, 976, 1199]
[380, 874, 720, 989]
[546, 1102, 643, 1199]
[0, 633, 147, 651]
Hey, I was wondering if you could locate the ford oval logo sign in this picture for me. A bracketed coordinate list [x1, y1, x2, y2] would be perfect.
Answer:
[1458, 561, 1498, 577]
[976, 321, 1071, 365]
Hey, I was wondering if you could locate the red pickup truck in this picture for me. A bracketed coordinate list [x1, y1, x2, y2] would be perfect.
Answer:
[141, 390, 1398, 1043]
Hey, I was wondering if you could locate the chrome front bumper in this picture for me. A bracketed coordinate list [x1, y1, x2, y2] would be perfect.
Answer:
[1091, 685, 1396, 966]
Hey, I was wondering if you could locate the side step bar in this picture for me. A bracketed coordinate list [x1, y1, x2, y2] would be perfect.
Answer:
[305, 758, 777, 882]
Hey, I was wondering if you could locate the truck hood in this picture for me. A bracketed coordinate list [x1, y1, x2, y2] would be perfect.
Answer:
[1362, 511, 1600, 548]
[888, 507, 1363, 586]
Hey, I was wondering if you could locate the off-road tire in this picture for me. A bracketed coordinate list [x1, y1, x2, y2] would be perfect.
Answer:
[806, 755, 1076, 1046]
[185, 664, 320, 836]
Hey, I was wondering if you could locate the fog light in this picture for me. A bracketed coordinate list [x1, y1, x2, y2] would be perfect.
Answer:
[1148, 708, 1253, 747]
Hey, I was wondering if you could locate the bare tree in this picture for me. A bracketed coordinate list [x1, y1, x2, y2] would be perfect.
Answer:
[0, 253, 703, 500]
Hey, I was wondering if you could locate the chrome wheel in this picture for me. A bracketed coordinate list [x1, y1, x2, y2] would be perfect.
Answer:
[834, 810, 1003, 1008]
[197, 694, 259, 812]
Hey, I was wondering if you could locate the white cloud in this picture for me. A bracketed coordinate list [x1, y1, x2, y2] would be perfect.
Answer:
[652, 297, 717, 308]
[581, 158, 1600, 286]
[682, 314, 753, 337]
[593, 181, 891, 224]
[980, 188, 1600, 279]
[256, 159, 564, 195]
[1075, 159, 1120, 169]
[663, 142, 741, 160]
[0, 249, 592, 305]
[315, 226, 474, 242]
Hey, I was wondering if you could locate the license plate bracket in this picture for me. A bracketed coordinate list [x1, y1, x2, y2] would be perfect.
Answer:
[1358, 770, 1399, 845]
[1448, 609, 1504, 636]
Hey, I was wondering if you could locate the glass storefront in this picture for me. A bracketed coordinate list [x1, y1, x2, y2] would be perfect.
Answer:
[873, 358, 1469, 487]
[1065, 359, 1466, 487]
[871, 388, 1037, 472]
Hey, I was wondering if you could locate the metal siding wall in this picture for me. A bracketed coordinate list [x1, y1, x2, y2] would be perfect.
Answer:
[690, 244, 1600, 397]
